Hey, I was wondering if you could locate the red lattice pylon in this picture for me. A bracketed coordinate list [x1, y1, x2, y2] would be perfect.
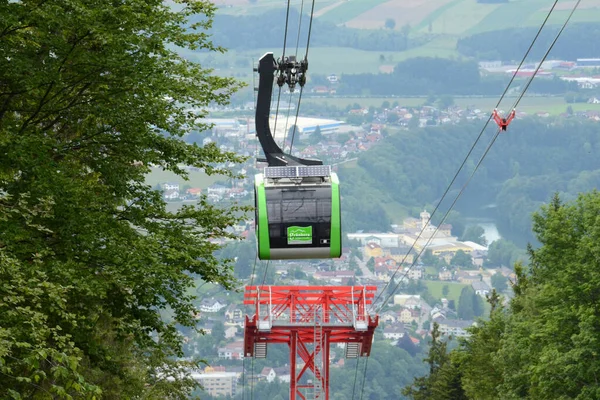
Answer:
[244, 286, 379, 400]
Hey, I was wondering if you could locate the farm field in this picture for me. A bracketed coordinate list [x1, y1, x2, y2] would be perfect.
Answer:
[312, 0, 390, 24]
[187, 44, 459, 78]
[212, 0, 338, 16]
[423, 280, 469, 304]
[210, 0, 600, 46]
[417, 0, 502, 35]
[343, 0, 452, 30]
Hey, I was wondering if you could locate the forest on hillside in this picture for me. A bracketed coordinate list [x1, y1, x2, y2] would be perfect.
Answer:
[192, 9, 419, 52]
[335, 57, 581, 96]
[457, 22, 600, 61]
[339, 118, 600, 243]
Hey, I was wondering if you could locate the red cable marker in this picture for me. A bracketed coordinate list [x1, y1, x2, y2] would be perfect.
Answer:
[492, 108, 516, 131]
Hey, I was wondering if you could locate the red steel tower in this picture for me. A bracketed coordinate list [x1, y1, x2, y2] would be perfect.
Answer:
[243, 285, 379, 400]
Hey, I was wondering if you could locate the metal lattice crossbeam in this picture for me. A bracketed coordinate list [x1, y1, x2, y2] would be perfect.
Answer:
[243, 286, 379, 400]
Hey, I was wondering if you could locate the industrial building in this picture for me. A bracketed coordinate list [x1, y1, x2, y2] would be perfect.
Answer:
[269, 116, 344, 141]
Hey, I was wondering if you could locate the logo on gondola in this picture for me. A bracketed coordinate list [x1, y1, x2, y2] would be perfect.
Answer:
[287, 226, 312, 245]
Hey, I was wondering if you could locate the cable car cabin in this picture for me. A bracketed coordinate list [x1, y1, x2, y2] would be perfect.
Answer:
[255, 165, 341, 260]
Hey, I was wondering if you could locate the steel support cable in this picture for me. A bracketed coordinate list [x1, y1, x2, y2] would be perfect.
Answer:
[283, 0, 306, 153]
[251, 357, 255, 400]
[370, 0, 561, 310]
[350, 357, 361, 400]
[377, 127, 502, 312]
[376, 0, 580, 314]
[304, 0, 316, 57]
[358, 356, 369, 400]
[497, 0, 561, 107]
[273, 0, 293, 148]
[510, 0, 581, 112]
[289, 86, 304, 154]
[289, 0, 315, 154]
[282, 0, 292, 61]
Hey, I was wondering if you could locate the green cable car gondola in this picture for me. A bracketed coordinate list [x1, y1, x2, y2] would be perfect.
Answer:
[255, 166, 341, 260]
[253, 53, 342, 260]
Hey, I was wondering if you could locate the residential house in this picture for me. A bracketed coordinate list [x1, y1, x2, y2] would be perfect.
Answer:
[455, 270, 481, 285]
[225, 305, 243, 321]
[439, 269, 453, 281]
[383, 323, 406, 341]
[471, 250, 486, 267]
[374, 264, 389, 281]
[365, 242, 383, 258]
[402, 297, 422, 310]
[472, 281, 491, 297]
[218, 340, 244, 360]
[406, 266, 423, 280]
[389, 247, 414, 264]
[260, 367, 276, 383]
[200, 298, 227, 313]
[162, 182, 179, 191]
[398, 308, 420, 324]
[393, 294, 421, 307]
[437, 319, 475, 338]
[163, 189, 179, 200]
[380, 310, 397, 324]
[207, 184, 229, 199]
[186, 187, 202, 198]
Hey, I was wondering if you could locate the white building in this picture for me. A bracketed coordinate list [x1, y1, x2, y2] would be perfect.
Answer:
[437, 319, 475, 338]
[347, 232, 400, 248]
[162, 182, 179, 191]
[199, 299, 227, 313]
[383, 323, 406, 341]
[472, 281, 491, 297]
[191, 372, 238, 397]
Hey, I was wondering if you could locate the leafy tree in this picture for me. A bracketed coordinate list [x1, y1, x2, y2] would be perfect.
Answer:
[485, 238, 520, 267]
[409, 192, 600, 399]
[490, 272, 508, 293]
[336, 132, 350, 144]
[421, 249, 437, 266]
[0, 0, 244, 397]
[460, 225, 487, 246]
[437, 95, 454, 110]
[385, 18, 396, 30]
[442, 285, 450, 297]
[451, 250, 473, 268]
[212, 321, 226, 344]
